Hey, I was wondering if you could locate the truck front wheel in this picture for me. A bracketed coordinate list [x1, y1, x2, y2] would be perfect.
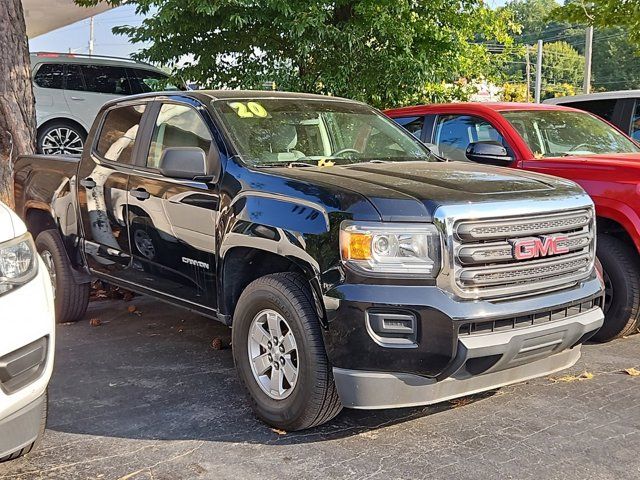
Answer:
[35, 230, 89, 323]
[594, 234, 640, 342]
[232, 272, 342, 430]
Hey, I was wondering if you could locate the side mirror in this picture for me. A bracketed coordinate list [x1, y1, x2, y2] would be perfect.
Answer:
[158, 147, 207, 180]
[466, 141, 513, 166]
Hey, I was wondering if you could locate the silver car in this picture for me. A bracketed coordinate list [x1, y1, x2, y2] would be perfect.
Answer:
[31, 52, 177, 155]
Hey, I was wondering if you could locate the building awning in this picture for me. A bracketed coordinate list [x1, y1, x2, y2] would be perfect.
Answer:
[23, 0, 112, 38]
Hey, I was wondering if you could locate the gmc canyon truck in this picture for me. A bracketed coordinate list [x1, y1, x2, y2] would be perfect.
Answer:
[387, 102, 640, 342]
[14, 91, 604, 430]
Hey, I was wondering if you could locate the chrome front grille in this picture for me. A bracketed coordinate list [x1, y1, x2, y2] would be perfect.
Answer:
[452, 208, 595, 299]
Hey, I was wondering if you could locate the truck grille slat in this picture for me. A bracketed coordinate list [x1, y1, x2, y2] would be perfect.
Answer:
[452, 208, 595, 299]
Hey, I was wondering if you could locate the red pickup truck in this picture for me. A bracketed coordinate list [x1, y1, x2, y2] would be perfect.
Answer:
[386, 103, 640, 342]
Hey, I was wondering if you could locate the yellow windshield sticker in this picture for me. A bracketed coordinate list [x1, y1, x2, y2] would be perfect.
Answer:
[318, 158, 335, 167]
[229, 101, 268, 118]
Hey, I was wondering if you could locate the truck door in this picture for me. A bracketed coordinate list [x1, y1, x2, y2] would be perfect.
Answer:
[126, 101, 219, 311]
[77, 102, 149, 277]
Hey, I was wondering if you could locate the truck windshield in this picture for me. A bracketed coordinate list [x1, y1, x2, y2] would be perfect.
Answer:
[211, 98, 433, 166]
[502, 110, 640, 158]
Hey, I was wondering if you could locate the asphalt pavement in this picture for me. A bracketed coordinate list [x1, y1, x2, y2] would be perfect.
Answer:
[1, 296, 639, 480]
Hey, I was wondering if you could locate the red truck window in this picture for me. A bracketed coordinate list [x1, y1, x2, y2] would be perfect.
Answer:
[434, 114, 506, 162]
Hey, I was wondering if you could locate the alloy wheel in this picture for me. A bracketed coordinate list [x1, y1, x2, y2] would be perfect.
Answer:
[603, 268, 613, 315]
[247, 309, 299, 400]
[41, 128, 84, 155]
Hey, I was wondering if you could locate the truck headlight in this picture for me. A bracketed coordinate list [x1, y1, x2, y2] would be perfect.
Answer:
[0, 232, 38, 295]
[340, 221, 441, 277]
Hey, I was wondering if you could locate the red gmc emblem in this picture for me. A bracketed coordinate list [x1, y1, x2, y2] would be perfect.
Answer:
[511, 235, 569, 260]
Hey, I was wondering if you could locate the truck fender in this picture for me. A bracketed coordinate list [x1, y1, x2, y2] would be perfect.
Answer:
[593, 195, 640, 254]
[218, 192, 330, 324]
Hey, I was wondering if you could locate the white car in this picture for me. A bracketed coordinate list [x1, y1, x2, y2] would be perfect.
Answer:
[0, 202, 55, 462]
[31, 52, 179, 156]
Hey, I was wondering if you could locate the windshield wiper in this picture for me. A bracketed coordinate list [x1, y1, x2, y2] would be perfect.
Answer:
[256, 161, 316, 168]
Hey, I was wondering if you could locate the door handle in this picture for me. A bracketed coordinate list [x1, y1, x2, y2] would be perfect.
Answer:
[80, 177, 96, 189]
[129, 188, 150, 200]
[70, 96, 85, 101]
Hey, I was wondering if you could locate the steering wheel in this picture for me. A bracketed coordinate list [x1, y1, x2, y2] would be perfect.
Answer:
[333, 148, 361, 158]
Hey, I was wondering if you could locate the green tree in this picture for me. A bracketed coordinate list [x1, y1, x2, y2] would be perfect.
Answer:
[556, 0, 640, 46]
[75, 0, 515, 108]
[534, 41, 584, 90]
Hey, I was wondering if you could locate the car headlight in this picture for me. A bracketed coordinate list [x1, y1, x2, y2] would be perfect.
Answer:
[340, 221, 441, 277]
[0, 232, 38, 295]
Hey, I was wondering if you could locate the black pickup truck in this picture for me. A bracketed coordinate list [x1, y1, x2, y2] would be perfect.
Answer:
[14, 91, 604, 430]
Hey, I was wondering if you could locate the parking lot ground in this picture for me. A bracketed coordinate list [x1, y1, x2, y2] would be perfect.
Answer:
[1, 296, 639, 480]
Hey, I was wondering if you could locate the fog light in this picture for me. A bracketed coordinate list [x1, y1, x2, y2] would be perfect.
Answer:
[366, 310, 417, 348]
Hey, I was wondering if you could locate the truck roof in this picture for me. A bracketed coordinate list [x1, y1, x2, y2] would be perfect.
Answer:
[385, 102, 578, 117]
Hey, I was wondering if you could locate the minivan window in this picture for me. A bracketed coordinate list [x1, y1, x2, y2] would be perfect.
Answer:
[631, 101, 640, 141]
[81, 65, 131, 95]
[146, 104, 212, 169]
[96, 104, 146, 164]
[65, 65, 84, 91]
[561, 99, 617, 123]
[129, 68, 174, 94]
[33, 63, 65, 89]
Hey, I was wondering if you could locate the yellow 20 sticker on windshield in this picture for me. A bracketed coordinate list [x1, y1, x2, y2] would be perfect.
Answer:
[229, 101, 268, 118]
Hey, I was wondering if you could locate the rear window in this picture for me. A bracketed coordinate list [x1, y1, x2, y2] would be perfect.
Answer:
[33, 63, 65, 89]
[559, 99, 617, 122]
[128, 68, 174, 93]
[96, 104, 146, 164]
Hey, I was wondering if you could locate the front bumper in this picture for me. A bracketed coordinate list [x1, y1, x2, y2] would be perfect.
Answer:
[0, 392, 45, 458]
[334, 308, 602, 409]
[0, 258, 55, 428]
[322, 273, 604, 408]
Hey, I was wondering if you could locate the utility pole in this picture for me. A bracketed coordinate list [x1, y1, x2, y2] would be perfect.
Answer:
[525, 45, 531, 103]
[89, 16, 94, 55]
[583, 26, 593, 94]
[535, 39, 543, 103]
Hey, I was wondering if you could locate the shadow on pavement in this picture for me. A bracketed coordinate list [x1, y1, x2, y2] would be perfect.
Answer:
[47, 297, 496, 445]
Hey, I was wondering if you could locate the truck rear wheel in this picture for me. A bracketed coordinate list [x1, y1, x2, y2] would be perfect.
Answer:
[593, 234, 640, 342]
[35, 230, 89, 323]
[232, 272, 342, 430]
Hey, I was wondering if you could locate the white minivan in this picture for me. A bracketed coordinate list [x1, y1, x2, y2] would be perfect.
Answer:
[0, 202, 55, 462]
[31, 52, 179, 156]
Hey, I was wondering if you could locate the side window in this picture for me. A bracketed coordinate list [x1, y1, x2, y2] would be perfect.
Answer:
[33, 63, 65, 89]
[631, 101, 640, 141]
[434, 114, 506, 162]
[393, 116, 425, 139]
[65, 65, 85, 91]
[146, 104, 212, 169]
[96, 104, 146, 164]
[81, 65, 132, 95]
[128, 68, 173, 94]
[563, 99, 617, 123]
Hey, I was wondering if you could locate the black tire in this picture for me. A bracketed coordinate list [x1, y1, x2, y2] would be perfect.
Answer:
[0, 390, 48, 463]
[36, 121, 86, 155]
[593, 234, 640, 342]
[35, 229, 89, 323]
[232, 272, 342, 430]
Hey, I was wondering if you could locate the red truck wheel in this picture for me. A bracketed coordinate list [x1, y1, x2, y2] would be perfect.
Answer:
[593, 234, 640, 342]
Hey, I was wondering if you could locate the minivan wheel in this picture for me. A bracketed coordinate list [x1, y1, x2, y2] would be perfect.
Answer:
[593, 234, 640, 342]
[232, 272, 342, 430]
[37, 121, 86, 156]
[35, 230, 89, 323]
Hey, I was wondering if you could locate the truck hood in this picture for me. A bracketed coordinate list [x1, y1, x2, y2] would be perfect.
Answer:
[271, 160, 583, 221]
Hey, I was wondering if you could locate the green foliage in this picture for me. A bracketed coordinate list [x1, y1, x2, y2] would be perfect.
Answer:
[534, 41, 584, 88]
[501, 82, 529, 102]
[541, 82, 577, 100]
[555, 0, 640, 46]
[591, 27, 640, 90]
[75, 0, 516, 108]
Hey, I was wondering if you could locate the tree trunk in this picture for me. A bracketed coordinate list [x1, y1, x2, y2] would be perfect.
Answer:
[0, 0, 35, 209]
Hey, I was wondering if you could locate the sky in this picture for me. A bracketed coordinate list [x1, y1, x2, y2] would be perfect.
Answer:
[30, 2, 514, 59]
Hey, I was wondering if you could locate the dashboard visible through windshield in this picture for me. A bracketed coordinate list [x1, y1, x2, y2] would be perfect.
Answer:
[211, 98, 433, 166]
